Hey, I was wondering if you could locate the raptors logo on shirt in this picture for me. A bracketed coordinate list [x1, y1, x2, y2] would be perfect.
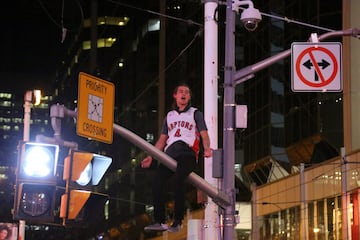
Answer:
[165, 107, 200, 155]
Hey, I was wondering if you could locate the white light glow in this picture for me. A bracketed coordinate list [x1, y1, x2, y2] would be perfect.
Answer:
[23, 146, 53, 177]
[77, 162, 92, 186]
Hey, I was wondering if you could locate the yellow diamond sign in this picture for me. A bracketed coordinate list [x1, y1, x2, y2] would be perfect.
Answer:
[77, 72, 114, 144]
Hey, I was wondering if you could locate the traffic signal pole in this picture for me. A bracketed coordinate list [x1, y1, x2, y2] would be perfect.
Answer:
[222, 1, 237, 239]
[47, 105, 231, 208]
[20, 91, 32, 240]
[222, 21, 359, 239]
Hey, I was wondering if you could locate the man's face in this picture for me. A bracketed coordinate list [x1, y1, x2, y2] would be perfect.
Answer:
[173, 86, 191, 106]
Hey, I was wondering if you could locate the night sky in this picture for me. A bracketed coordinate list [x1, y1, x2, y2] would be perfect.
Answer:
[0, 0, 81, 94]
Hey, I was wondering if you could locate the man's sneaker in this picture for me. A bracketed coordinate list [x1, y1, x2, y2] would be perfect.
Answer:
[168, 221, 182, 233]
[144, 223, 168, 231]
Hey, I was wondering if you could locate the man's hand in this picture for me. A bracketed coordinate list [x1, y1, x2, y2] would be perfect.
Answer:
[141, 156, 153, 168]
[203, 148, 212, 158]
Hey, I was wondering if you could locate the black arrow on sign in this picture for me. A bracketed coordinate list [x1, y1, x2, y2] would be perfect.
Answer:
[303, 59, 330, 81]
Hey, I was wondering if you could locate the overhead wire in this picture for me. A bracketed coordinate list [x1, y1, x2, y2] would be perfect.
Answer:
[104, 1, 340, 119]
[102, 0, 204, 118]
[253, 8, 337, 32]
[117, 28, 204, 118]
[38, 0, 340, 119]
[37, 0, 84, 43]
[104, 0, 202, 27]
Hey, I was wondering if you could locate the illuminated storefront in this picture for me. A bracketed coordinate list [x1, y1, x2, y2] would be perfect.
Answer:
[253, 150, 360, 239]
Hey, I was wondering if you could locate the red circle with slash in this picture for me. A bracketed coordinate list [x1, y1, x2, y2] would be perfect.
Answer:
[295, 46, 338, 87]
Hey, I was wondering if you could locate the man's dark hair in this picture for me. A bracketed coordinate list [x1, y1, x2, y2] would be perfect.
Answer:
[171, 83, 192, 109]
[172, 83, 191, 95]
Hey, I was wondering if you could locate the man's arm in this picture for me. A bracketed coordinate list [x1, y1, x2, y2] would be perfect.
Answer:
[141, 134, 168, 168]
[194, 110, 212, 158]
[154, 134, 168, 151]
[200, 130, 212, 158]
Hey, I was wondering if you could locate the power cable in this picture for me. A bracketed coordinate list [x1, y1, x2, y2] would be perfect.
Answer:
[108, 195, 149, 206]
[37, 0, 84, 36]
[116, 28, 204, 118]
[104, 0, 202, 27]
[256, 9, 337, 32]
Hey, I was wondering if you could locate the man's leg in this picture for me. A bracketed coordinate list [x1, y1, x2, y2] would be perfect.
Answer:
[153, 164, 172, 223]
[145, 164, 172, 231]
[172, 153, 196, 223]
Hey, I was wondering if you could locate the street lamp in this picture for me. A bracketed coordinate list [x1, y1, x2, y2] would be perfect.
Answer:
[23, 90, 41, 141]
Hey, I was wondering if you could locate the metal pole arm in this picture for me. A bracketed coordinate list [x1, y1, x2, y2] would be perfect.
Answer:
[234, 28, 360, 85]
[46, 104, 231, 207]
[37, 104, 79, 148]
[112, 124, 231, 207]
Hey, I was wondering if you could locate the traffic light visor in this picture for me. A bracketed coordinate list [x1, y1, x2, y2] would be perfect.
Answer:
[67, 151, 112, 186]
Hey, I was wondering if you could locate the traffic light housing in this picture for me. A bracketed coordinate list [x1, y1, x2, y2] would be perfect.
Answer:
[60, 150, 112, 226]
[13, 142, 59, 222]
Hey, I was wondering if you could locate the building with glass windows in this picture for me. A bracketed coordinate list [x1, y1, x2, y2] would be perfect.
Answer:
[246, 1, 360, 239]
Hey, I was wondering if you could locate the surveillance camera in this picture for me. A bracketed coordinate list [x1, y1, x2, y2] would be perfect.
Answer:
[242, 19, 259, 31]
[240, 7, 262, 31]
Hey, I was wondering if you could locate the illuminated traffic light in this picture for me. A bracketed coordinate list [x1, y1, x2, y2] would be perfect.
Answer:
[60, 150, 112, 226]
[13, 142, 59, 222]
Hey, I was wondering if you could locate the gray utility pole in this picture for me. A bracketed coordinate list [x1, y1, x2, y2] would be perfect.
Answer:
[222, 0, 237, 239]
[223, 3, 360, 234]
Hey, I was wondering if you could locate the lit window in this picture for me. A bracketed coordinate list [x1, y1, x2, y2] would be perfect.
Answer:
[0, 101, 11, 107]
[83, 38, 117, 50]
[0, 173, 8, 180]
[13, 118, 23, 124]
[0, 117, 10, 123]
[83, 16, 129, 28]
[0, 93, 11, 99]
[83, 41, 91, 50]
[148, 19, 160, 32]
[2, 125, 10, 131]
[142, 19, 160, 37]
